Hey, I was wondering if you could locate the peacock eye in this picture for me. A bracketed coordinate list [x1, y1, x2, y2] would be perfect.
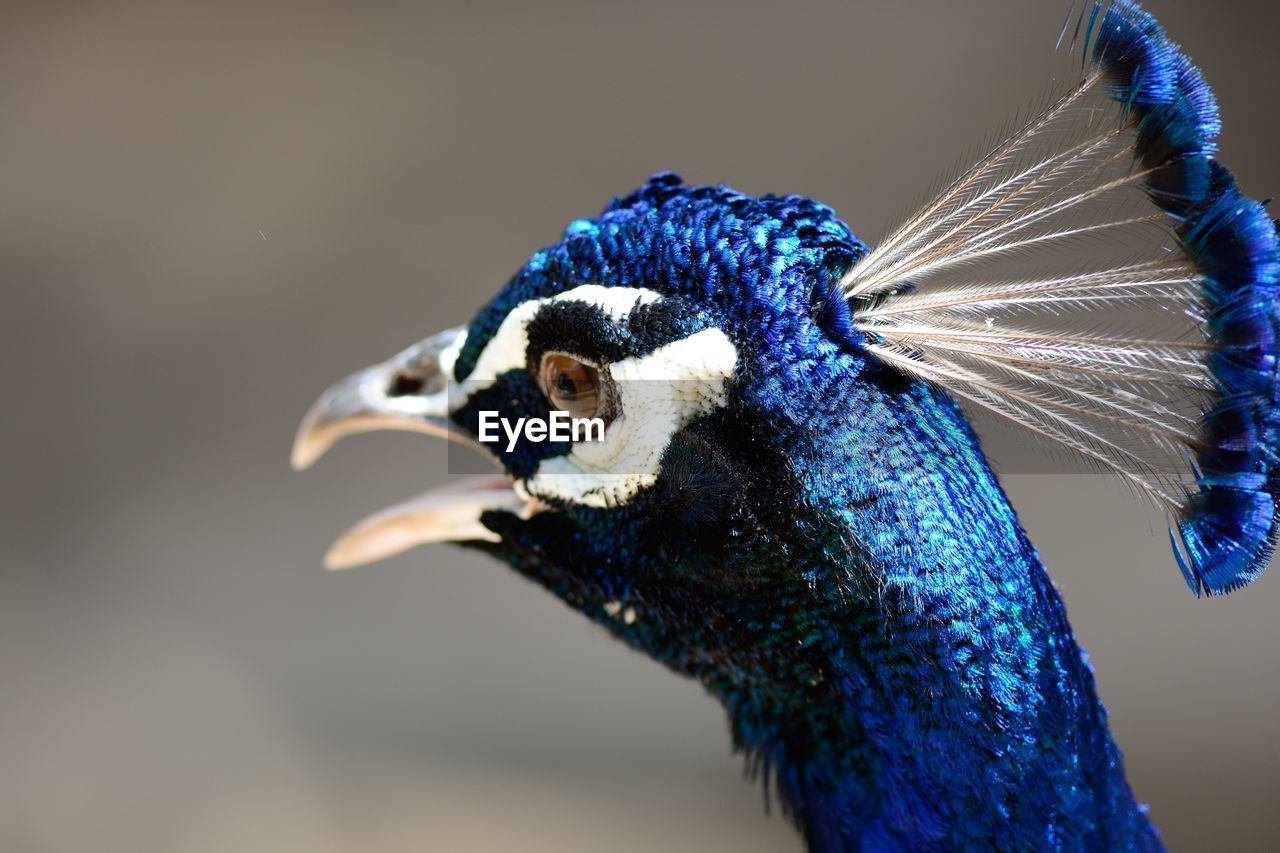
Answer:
[539, 352, 606, 421]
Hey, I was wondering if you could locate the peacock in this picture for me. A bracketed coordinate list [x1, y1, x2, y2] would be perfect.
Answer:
[291, 2, 1277, 849]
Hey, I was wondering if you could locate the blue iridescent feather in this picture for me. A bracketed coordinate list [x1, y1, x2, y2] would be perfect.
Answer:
[1082, 0, 1280, 593]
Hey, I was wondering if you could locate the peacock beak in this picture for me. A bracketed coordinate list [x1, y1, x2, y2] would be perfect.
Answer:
[291, 326, 535, 569]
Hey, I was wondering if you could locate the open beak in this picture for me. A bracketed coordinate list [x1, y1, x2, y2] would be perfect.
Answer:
[291, 326, 533, 569]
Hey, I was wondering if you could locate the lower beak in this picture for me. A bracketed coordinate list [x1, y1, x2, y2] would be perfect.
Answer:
[321, 475, 527, 570]
[291, 326, 534, 569]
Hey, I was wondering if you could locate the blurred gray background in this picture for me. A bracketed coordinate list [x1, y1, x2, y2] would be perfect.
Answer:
[3, 1, 1277, 850]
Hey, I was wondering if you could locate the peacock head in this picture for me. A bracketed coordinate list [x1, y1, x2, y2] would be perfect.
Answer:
[289, 2, 1278, 843]
[291, 174, 920, 684]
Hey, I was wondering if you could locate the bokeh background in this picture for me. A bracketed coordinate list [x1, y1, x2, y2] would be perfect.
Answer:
[4, 1, 1278, 850]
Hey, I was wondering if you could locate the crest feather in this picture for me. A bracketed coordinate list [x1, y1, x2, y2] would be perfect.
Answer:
[841, 1, 1280, 595]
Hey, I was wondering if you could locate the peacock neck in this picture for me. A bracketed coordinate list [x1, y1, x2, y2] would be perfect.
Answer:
[732, 376, 1162, 850]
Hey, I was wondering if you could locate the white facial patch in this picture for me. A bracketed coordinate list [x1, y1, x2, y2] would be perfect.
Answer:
[456, 284, 739, 509]
[526, 328, 738, 508]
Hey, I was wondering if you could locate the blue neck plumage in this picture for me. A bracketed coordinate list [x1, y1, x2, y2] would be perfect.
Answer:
[731, 371, 1162, 850]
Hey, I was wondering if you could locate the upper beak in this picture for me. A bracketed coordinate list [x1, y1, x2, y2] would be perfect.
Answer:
[291, 327, 464, 472]
[292, 326, 533, 569]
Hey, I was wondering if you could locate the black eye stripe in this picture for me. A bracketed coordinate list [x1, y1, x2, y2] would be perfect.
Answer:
[523, 296, 712, 375]
[525, 301, 629, 369]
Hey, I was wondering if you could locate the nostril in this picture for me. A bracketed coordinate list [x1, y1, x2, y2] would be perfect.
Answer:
[387, 372, 427, 396]
[387, 354, 448, 397]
